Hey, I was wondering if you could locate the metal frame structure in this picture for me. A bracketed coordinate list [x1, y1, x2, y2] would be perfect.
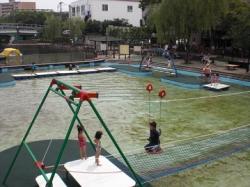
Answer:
[2, 79, 142, 187]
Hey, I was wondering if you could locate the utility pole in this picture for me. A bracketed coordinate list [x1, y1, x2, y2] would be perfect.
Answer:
[58, 1, 63, 13]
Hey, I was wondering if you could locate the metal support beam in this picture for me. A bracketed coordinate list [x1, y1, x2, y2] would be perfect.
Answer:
[59, 89, 95, 151]
[49, 87, 78, 106]
[2, 86, 51, 185]
[23, 143, 49, 182]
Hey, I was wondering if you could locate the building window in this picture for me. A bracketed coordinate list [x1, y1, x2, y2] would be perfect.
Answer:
[81, 5, 85, 15]
[127, 5, 133, 12]
[102, 4, 108, 11]
[72, 7, 75, 16]
[76, 6, 80, 16]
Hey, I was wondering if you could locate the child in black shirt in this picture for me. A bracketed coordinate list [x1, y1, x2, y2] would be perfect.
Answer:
[144, 121, 161, 153]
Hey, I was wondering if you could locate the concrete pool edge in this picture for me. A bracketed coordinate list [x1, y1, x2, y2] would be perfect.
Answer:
[0, 73, 16, 88]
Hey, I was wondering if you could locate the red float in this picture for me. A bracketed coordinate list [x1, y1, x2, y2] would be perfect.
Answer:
[158, 89, 166, 98]
[146, 83, 153, 93]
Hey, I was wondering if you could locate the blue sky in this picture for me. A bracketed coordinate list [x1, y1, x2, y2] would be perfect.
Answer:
[0, 0, 73, 11]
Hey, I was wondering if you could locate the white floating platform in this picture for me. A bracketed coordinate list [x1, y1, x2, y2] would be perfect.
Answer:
[64, 156, 136, 187]
[36, 173, 67, 187]
[203, 83, 230, 91]
[78, 69, 98, 73]
[12, 73, 36, 78]
[56, 70, 78, 74]
[35, 72, 58, 76]
[12, 67, 117, 80]
[96, 67, 117, 71]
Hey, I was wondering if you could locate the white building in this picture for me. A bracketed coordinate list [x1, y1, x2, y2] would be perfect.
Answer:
[69, 0, 142, 27]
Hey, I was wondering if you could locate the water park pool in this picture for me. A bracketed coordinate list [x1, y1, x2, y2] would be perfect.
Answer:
[0, 71, 250, 187]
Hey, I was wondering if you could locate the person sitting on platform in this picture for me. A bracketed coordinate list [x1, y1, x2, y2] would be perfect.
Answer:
[77, 125, 87, 160]
[94, 131, 103, 166]
[145, 121, 161, 153]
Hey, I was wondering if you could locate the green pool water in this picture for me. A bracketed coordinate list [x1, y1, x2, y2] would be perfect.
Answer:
[0, 71, 249, 187]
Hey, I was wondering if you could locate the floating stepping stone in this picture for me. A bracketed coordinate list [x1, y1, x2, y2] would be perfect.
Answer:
[203, 83, 230, 91]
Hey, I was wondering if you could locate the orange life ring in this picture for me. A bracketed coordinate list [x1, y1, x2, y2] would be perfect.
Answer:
[158, 89, 166, 98]
[146, 83, 153, 92]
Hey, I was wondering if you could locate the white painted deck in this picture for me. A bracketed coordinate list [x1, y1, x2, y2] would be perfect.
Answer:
[64, 156, 136, 187]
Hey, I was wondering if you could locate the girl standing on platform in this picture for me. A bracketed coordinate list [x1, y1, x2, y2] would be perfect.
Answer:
[94, 131, 103, 166]
[77, 125, 87, 160]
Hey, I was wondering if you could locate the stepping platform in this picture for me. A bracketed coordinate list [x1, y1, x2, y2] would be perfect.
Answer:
[203, 83, 230, 91]
[64, 156, 136, 187]
[35, 72, 59, 77]
[12, 73, 36, 79]
[56, 70, 79, 75]
[78, 69, 99, 74]
[96, 67, 117, 72]
[36, 173, 67, 187]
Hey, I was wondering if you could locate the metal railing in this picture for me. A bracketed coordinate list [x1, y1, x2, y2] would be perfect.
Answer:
[0, 23, 43, 30]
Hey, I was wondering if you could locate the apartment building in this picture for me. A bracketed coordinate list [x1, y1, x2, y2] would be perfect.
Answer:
[69, 0, 142, 27]
[0, 0, 36, 17]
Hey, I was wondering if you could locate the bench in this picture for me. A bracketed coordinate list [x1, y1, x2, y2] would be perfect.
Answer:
[226, 64, 239, 70]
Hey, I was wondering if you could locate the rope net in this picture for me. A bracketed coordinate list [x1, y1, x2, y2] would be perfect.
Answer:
[107, 124, 250, 184]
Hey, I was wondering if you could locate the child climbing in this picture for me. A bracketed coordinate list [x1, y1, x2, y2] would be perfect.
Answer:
[77, 125, 87, 160]
[144, 121, 161, 153]
[94, 131, 103, 166]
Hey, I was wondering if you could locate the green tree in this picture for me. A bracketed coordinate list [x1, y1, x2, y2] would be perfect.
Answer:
[150, 0, 228, 62]
[3, 11, 49, 25]
[102, 19, 131, 35]
[84, 20, 102, 34]
[63, 18, 85, 40]
[43, 15, 62, 41]
[229, 1, 250, 70]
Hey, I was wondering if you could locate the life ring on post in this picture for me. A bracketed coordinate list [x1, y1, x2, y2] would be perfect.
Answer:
[146, 83, 153, 93]
[158, 89, 166, 98]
